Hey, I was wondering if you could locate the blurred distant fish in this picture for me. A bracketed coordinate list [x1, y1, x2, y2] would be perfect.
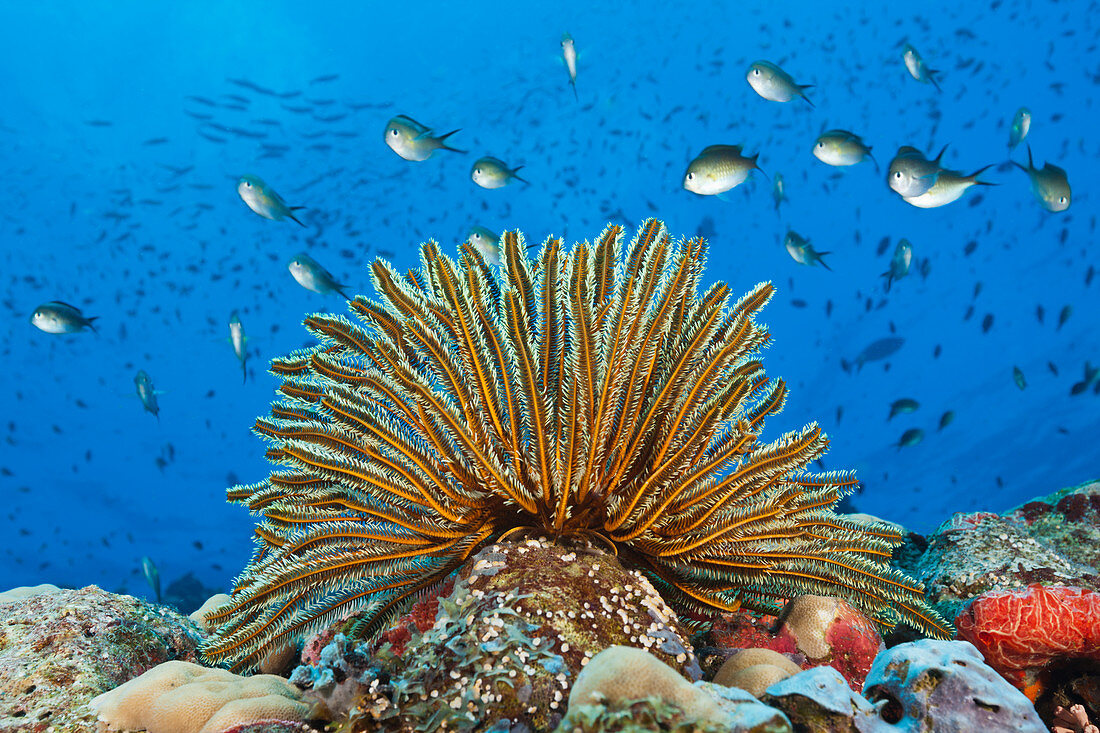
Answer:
[881, 239, 912, 292]
[1013, 365, 1027, 390]
[888, 398, 919, 420]
[813, 129, 877, 170]
[471, 156, 527, 189]
[683, 145, 765, 196]
[310, 73, 340, 84]
[746, 60, 813, 106]
[902, 166, 992, 208]
[288, 253, 349, 300]
[887, 146, 947, 197]
[1013, 146, 1071, 212]
[1008, 107, 1031, 150]
[1057, 305, 1071, 329]
[384, 115, 465, 161]
[842, 337, 905, 373]
[466, 226, 501, 266]
[772, 172, 787, 212]
[229, 310, 248, 384]
[1069, 362, 1099, 396]
[141, 556, 160, 604]
[237, 174, 306, 226]
[902, 43, 941, 91]
[783, 230, 830, 270]
[896, 428, 924, 449]
[938, 410, 955, 431]
[134, 370, 160, 421]
[561, 33, 579, 99]
[30, 301, 98, 334]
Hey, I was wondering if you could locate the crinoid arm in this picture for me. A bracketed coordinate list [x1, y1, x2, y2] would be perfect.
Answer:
[201, 219, 951, 671]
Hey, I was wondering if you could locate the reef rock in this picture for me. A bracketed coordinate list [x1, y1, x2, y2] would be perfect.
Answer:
[761, 665, 890, 732]
[294, 538, 699, 731]
[0, 584, 203, 733]
[862, 639, 1046, 732]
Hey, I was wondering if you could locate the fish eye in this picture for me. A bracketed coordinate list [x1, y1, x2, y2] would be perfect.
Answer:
[686, 172, 694, 181]
[816, 142, 824, 148]
[474, 168, 481, 175]
[390, 128, 398, 136]
[752, 68, 761, 75]
[893, 171, 902, 179]
[1059, 196, 1067, 203]
[243, 181, 252, 187]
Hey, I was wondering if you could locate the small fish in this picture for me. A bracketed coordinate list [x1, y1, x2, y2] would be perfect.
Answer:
[30, 301, 98, 334]
[746, 60, 813, 106]
[937, 410, 955, 431]
[772, 173, 787, 212]
[881, 239, 913, 292]
[466, 226, 501, 266]
[288, 253, 349, 300]
[896, 428, 924, 449]
[1013, 365, 1027, 390]
[683, 145, 765, 196]
[783, 230, 830, 270]
[813, 129, 877, 169]
[237, 175, 305, 226]
[852, 337, 904, 371]
[383, 115, 465, 161]
[888, 398, 919, 420]
[141, 556, 161, 604]
[902, 43, 941, 91]
[229, 310, 248, 384]
[1057, 305, 1071, 329]
[887, 145, 947, 197]
[1008, 107, 1031, 150]
[902, 166, 993, 208]
[561, 33, 578, 99]
[1069, 362, 1099, 396]
[471, 156, 527, 189]
[1013, 146, 1071, 212]
[134, 370, 160, 421]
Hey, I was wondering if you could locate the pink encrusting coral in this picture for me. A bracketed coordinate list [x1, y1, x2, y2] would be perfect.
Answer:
[954, 584, 1100, 694]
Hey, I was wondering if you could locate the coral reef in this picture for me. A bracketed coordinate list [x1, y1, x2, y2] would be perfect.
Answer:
[761, 665, 887, 732]
[0, 585, 202, 733]
[202, 220, 949, 670]
[89, 660, 314, 733]
[713, 648, 803, 696]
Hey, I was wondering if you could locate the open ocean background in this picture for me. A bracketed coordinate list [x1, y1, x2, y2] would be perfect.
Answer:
[1, 0, 1096, 607]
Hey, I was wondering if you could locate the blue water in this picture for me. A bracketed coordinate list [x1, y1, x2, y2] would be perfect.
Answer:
[1, 1, 1096, 605]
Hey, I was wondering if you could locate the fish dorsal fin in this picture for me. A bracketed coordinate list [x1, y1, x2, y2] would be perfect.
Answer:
[700, 144, 742, 156]
[897, 146, 921, 156]
[395, 114, 428, 130]
[47, 300, 81, 311]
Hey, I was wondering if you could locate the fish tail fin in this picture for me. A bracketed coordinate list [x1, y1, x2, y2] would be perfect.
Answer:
[571, 80, 578, 100]
[929, 70, 942, 92]
[816, 252, 832, 271]
[437, 129, 467, 153]
[868, 148, 880, 172]
[287, 209, 306, 227]
[752, 155, 770, 181]
[1027, 144, 1034, 170]
[882, 272, 892, 292]
[968, 164, 996, 185]
[86, 316, 99, 334]
[511, 166, 530, 184]
[799, 87, 815, 107]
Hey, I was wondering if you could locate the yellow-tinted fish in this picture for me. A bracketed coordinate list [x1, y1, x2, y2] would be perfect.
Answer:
[561, 33, 578, 100]
[30, 301, 98, 334]
[134, 370, 160, 421]
[1013, 146, 1071, 212]
[229, 310, 247, 384]
[902, 166, 992, 208]
[813, 129, 877, 169]
[471, 156, 528, 189]
[383, 115, 465, 161]
[902, 43, 941, 91]
[288, 253, 349, 300]
[1008, 107, 1031, 150]
[888, 398, 919, 420]
[683, 145, 765, 196]
[746, 60, 813, 106]
[896, 427, 924, 449]
[783, 230, 831, 270]
[237, 174, 305, 226]
[466, 226, 501, 266]
[881, 239, 912, 292]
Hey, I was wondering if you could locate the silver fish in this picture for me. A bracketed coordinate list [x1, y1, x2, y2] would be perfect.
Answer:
[813, 129, 877, 170]
[466, 226, 501, 266]
[902, 43, 941, 91]
[1013, 146, 1071, 212]
[229, 310, 247, 384]
[141, 556, 161, 603]
[772, 172, 787, 213]
[561, 33, 578, 99]
[30, 301, 98, 334]
[1008, 107, 1031, 150]
[683, 145, 765, 196]
[383, 115, 465, 161]
[471, 156, 527, 189]
[902, 166, 992, 208]
[783, 230, 830, 270]
[288, 253, 349, 300]
[237, 174, 305, 226]
[134, 370, 159, 420]
[746, 60, 813, 106]
[887, 145, 947, 197]
[881, 239, 912, 292]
